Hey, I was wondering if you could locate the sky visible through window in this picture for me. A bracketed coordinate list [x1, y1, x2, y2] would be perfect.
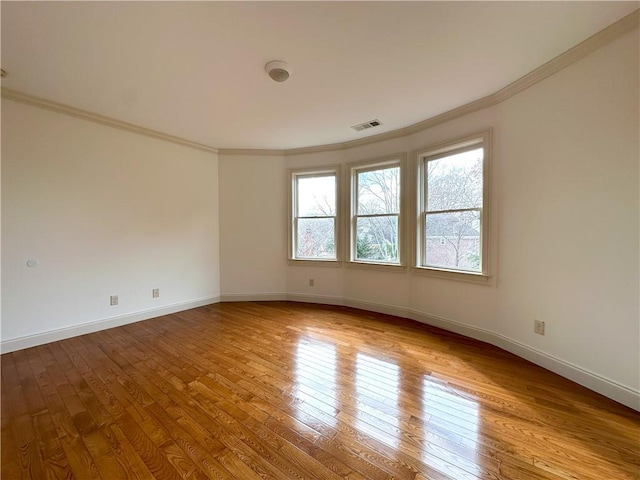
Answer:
[295, 174, 336, 259]
[297, 175, 335, 217]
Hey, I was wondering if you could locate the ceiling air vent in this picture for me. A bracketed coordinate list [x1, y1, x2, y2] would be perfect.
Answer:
[351, 119, 382, 132]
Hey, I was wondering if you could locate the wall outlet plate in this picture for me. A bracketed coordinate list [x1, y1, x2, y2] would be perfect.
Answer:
[110, 295, 119, 306]
[534, 320, 545, 335]
[152, 288, 159, 298]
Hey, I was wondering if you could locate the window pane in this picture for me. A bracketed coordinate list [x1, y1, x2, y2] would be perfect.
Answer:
[297, 218, 335, 258]
[356, 216, 399, 262]
[425, 210, 480, 272]
[297, 175, 335, 217]
[357, 166, 399, 215]
[427, 148, 483, 211]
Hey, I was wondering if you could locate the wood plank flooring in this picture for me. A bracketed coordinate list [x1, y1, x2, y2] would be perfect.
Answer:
[2, 301, 639, 479]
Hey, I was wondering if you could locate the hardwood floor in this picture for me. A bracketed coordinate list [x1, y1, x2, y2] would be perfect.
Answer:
[1, 301, 638, 480]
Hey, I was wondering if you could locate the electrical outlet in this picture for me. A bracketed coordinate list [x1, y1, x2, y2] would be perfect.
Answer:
[534, 320, 545, 335]
[152, 288, 159, 298]
[110, 295, 119, 306]
[308, 278, 315, 287]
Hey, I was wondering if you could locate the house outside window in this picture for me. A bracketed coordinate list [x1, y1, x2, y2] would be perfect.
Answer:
[289, 168, 339, 262]
[415, 131, 491, 282]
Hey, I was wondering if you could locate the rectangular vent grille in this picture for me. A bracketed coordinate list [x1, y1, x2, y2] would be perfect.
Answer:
[351, 119, 382, 132]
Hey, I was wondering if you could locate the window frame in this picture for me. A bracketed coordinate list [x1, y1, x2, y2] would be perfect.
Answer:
[288, 166, 342, 266]
[347, 154, 407, 270]
[413, 130, 491, 283]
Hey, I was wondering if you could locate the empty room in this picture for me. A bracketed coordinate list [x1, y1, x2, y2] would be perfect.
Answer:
[1, 2, 639, 479]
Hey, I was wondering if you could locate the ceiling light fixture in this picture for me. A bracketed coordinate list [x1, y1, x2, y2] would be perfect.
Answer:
[265, 60, 291, 83]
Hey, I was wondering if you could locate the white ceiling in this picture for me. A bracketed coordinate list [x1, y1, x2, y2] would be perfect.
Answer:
[1, 2, 637, 150]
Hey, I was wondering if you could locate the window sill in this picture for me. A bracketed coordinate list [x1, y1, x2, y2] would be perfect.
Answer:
[411, 266, 491, 284]
[288, 259, 343, 267]
[347, 261, 407, 273]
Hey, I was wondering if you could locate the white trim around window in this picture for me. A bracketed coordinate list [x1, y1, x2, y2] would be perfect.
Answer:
[288, 166, 342, 266]
[347, 154, 407, 271]
[413, 130, 492, 284]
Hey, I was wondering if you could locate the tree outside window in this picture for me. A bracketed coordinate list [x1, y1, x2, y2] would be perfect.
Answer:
[422, 142, 486, 274]
[353, 163, 401, 264]
[292, 172, 337, 260]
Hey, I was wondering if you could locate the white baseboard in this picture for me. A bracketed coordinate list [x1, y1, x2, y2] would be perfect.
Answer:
[246, 293, 640, 411]
[220, 293, 287, 302]
[0, 296, 220, 354]
[3, 292, 638, 411]
[286, 293, 345, 306]
[406, 309, 640, 411]
[494, 334, 639, 411]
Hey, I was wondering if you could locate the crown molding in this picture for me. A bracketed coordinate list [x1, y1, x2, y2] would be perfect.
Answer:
[1, 87, 219, 154]
[222, 8, 639, 157]
[3, 9, 637, 158]
[218, 148, 287, 157]
[492, 7, 639, 105]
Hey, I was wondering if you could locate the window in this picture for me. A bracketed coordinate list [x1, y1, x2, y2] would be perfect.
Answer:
[350, 158, 403, 266]
[416, 131, 490, 281]
[290, 169, 338, 261]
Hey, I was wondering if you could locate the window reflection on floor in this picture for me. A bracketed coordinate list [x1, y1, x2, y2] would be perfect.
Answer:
[292, 335, 484, 478]
[421, 376, 482, 477]
[294, 338, 338, 427]
[355, 353, 401, 448]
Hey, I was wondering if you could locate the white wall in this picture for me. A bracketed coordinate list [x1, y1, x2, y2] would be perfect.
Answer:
[2, 24, 636, 409]
[494, 29, 639, 392]
[219, 29, 639, 407]
[2, 100, 220, 347]
[219, 154, 287, 298]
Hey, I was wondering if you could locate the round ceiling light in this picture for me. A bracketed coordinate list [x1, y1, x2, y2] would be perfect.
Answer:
[265, 60, 291, 83]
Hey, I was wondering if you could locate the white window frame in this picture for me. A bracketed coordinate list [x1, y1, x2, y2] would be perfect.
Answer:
[347, 154, 407, 270]
[413, 130, 491, 283]
[288, 167, 341, 265]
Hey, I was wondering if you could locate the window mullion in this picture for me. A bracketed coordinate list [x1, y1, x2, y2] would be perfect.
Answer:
[426, 207, 481, 215]
[355, 213, 399, 219]
[297, 215, 335, 220]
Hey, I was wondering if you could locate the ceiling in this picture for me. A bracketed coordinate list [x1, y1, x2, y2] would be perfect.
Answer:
[1, 2, 637, 150]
